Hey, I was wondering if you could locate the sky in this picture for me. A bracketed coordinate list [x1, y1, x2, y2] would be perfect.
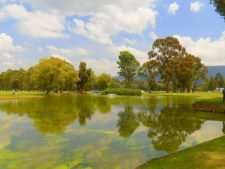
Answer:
[0, 0, 224, 75]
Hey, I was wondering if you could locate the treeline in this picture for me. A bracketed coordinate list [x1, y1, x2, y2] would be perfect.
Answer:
[0, 36, 223, 93]
[0, 57, 115, 93]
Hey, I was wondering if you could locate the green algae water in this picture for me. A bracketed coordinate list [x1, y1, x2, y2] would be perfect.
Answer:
[0, 94, 224, 169]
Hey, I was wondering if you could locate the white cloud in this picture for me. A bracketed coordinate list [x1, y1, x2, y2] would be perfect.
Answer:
[0, 33, 24, 68]
[85, 58, 117, 75]
[108, 44, 148, 64]
[123, 38, 137, 46]
[149, 32, 158, 40]
[168, 2, 179, 15]
[0, 4, 66, 38]
[23, 0, 156, 16]
[174, 31, 225, 65]
[67, 0, 157, 45]
[47, 45, 89, 58]
[190, 1, 203, 13]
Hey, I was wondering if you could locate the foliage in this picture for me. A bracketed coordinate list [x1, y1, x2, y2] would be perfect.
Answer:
[102, 88, 142, 95]
[148, 37, 207, 93]
[32, 57, 79, 94]
[139, 60, 158, 91]
[208, 77, 217, 90]
[0, 68, 27, 90]
[117, 51, 140, 88]
[214, 72, 224, 88]
[96, 73, 115, 90]
[148, 37, 187, 92]
[76, 62, 95, 92]
[210, 0, 225, 20]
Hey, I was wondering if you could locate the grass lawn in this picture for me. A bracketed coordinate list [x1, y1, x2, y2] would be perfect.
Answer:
[137, 136, 225, 169]
[0, 91, 45, 99]
[144, 91, 224, 103]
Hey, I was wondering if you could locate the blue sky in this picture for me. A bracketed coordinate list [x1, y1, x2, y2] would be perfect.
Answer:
[0, 0, 224, 75]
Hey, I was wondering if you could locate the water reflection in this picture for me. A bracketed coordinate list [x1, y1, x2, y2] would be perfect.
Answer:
[117, 105, 140, 137]
[0, 95, 113, 134]
[0, 94, 224, 169]
[138, 107, 203, 153]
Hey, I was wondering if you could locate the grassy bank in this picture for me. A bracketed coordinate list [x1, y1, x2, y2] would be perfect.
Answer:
[137, 136, 225, 169]
[0, 91, 45, 99]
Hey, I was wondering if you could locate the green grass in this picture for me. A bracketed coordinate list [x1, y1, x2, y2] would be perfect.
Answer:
[137, 136, 225, 169]
[144, 91, 224, 103]
[0, 91, 45, 99]
[102, 88, 142, 96]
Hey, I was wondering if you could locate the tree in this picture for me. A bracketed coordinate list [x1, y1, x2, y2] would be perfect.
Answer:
[32, 57, 79, 94]
[190, 55, 208, 92]
[117, 51, 140, 88]
[96, 73, 115, 90]
[215, 72, 224, 88]
[210, 0, 225, 20]
[208, 77, 217, 91]
[139, 60, 158, 91]
[171, 56, 194, 92]
[148, 37, 187, 92]
[76, 62, 93, 92]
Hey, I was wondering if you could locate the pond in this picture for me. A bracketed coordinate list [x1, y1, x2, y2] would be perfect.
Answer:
[0, 94, 224, 169]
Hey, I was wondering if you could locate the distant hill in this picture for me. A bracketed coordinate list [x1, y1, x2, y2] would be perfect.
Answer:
[207, 66, 225, 77]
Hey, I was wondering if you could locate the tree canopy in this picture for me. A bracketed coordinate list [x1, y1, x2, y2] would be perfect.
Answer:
[96, 73, 115, 90]
[76, 62, 95, 92]
[32, 57, 79, 93]
[117, 51, 140, 88]
[210, 0, 225, 20]
[148, 37, 207, 92]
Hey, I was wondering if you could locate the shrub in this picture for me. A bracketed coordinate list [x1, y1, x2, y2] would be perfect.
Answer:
[102, 88, 142, 96]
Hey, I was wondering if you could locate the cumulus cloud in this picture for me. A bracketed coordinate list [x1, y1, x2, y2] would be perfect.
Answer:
[123, 38, 137, 46]
[174, 31, 225, 65]
[47, 46, 89, 58]
[66, 0, 157, 45]
[190, 1, 203, 13]
[149, 32, 158, 40]
[85, 58, 118, 75]
[0, 33, 24, 68]
[108, 44, 148, 64]
[23, 0, 156, 16]
[0, 4, 66, 38]
[168, 2, 179, 15]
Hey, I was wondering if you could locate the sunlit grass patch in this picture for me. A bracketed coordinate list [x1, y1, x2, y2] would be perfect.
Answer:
[137, 136, 225, 169]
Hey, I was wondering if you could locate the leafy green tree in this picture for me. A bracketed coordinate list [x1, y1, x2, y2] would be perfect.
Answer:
[171, 56, 194, 92]
[117, 51, 140, 88]
[76, 62, 94, 92]
[208, 77, 217, 91]
[96, 73, 115, 90]
[139, 60, 158, 91]
[215, 72, 224, 88]
[171, 54, 207, 92]
[32, 57, 79, 94]
[0, 68, 26, 90]
[190, 55, 208, 92]
[148, 37, 187, 92]
[210, 0, 225, 20]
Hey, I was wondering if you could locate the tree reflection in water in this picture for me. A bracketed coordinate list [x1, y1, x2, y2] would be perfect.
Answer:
[0, 95, 112, 134]
[0, 95, 223, 153]
[117, 105, 140, 137]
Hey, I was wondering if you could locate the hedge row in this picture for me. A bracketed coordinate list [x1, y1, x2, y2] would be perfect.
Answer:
[102, 88, 142, 96]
